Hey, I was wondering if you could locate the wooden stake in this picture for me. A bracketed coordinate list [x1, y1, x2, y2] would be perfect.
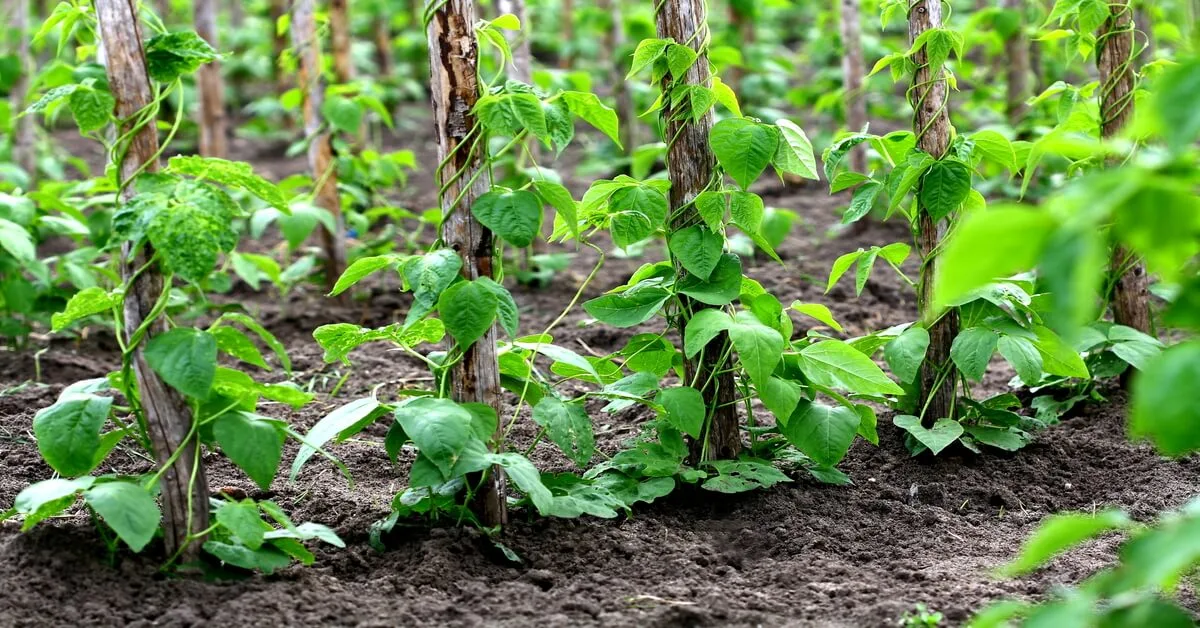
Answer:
[1099, 0, 1152, 334]
[195, 0, 228, 158]
[1003, 0, 1030, 130]
[330, 0, 354, 84]
[271, 0, 290, 97]
[96, 0, 209, 562]
[292, 0, 348, 294]
[657, 0, 742, 461]
[427, 0, 507, 527]
[840, 0, 867, 173]
[12, 0, 36, 181]
[909, 0, 960, 427]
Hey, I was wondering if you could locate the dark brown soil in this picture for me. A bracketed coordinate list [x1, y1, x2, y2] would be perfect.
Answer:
[1, 123, 1196, 628]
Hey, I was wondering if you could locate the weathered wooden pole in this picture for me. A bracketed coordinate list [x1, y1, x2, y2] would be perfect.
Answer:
[96, 0, 210, 561]
[910, 0, 960, 427]
[840, 0, 867, 173]
[292, 0, 348, 293]
[12, 0, 36, 180]
[195, 0, 228, 157]
[330, 0, 354, 84]
[657, 0, 742, 461]
[427, 0, 507, 526]
[1098, 0, 1151, 334]
[1003, 0, 1030, 129]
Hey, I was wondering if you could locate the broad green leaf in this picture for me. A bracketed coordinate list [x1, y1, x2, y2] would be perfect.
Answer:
[790, 302, 844, 332]
[998, 335, 1043, 385]
[826, 249, 863, 293]
[438, 280, 497, 349]
[1130, 342, 1200, 456]
[33, 393, 111, 477]
[694, 191, 726, 232]
[67, 87, 114, 132]
[843, 181, 883, 224]
[402, 249, 462, 324]
[395, 398, 475, 479]
[798, 340, 904, 395]
[533, 180, 579, 239]
[583, 288, 671, 328]
[532, 398, 595, 467]
[780, 400, 859, 467]
[204, 541, 292, 574]
[561, 91, 621, 147]
[144, 328, 218, 400]
[772, 119, 818, 179]
[477, 277, 519, 338]
[759, 376, 803, 425]
[919, 160, 973, 222]
[710, 118, 779, 190]
[728, 311, 786, 387]
[684, 308, 732, 357]
[678, 254, 742, 306]
[51, 287, 122, 332]
[215, 500, 267, 550]
[893, 415, 963, 454]
[144, 31, 219, 82]
[83, 482, 160, 552]
[935, 207, 1058, 309]
[471, 189, 542, 248]
[665, 42, 698, 77]
[490, 452, 553, 514]
[7, 477, 93, 530]
[627, 38, 670, 79]
[214, 412, 285, 491]
[970, 130, 1017, 170]
[211, 326, 269, 370]
[1001, 510, 1132, 576]
[950, 327, 999, 382]
[608, 184, 668, 247]
[729, 191, 765, 234]
[884, 327, 930, 383]
[669, 225, 724, 280]
[702, 459, 792, 493]
[657, 386, 706, 439]
[0, 218, 36, 266]
[330, 254, 402, 296]
[1032, 326, 1089, 379]
[167, 156, 289, 211]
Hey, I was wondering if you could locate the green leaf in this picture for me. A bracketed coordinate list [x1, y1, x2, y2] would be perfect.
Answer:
[144, 31, 220, 82]
[684, 308, 732, 357]
[531, 398, 595, 467]
[950, 327, 999, 382]
[729, 191, 765, 234]
[1130, 342, 1200, 456]
[402, 249, 462, 323]
[893, 415, 963, 455]
[216, 500, 267, 550]
[1001, 510, 1132, 576]
[490, 452, 553, 514]
[533, 180, 579, 239]
[396, 398, 477, 479]
[1032, 325, 1089, 379]
[609, 184, 668, 247]
[919, 160, 972, 222]
[0, 218, 36, 266]
[669, 225, 724, 280]
[790, 302, 844, 333]
[52, 287, 122, 332]
[204, 541, 292, 574]
[477, 277, 519, 339]
[33, 393, 111, 477]
[935, 207, 1058, 309]
[144, 328, 218, 400]
[728, 311, 786, 387]
[710, 76, 742, 117]
[780, 400, 860, 467]
[290, 397, 383, 481]
[471, 189, 542, 248]
[329, 254, 401, 297]
[438, 280, 498, 349]
[627, 38, 670, 78]
[665, 42, 698, 77]
[843, 181, 883, 224]
[710, 118, 779, 190]
[969, 130, 1017, 170]
[798, 340, 905, 395]
[998, 336, 1043, 386]
[694, 191, 727, 232]
[772, 119, 818, 179]
[657, 386, 706, 439]
[1153, 58, 1200, 154]
[561, 91, 621, 147]
[214, 412, 285, 491]
[83, 482, 161, 552]
[210, 326, 269, 370]
[702, 459, 791, 493]
[826, 249, 863, 293]
[8, 477, 93, 530]
[167, 156, 289, 212]
[678, 254, 743, 306]
[884, 327, 930, 383]
[583, 288, 671, 328]
[759, 376, 803, 425]
[67, 87, 114, 132]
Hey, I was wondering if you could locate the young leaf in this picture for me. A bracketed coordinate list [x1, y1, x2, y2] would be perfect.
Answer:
[490, 452, 554, 514]
[402, 249, 463, 324]
[790, 302, 845, 333]
[330, 254, 403, 297]
[684, 308, 733, 357]
[33, 393, 111, 477]
[214, 412, 286, 491]
[478, 277, 520, 339]
[772, 119, 818, 180]
[998, 336, 1044, 386]
[215, 500, 268, 550]
[677, 254, 743, 306]
[532, 398, 595, 467]
[144, 31, 220, 82]
[82, 482, 161, 552]
[322, 96, 364, 134]
[710, 118, 779, 190]
[144, 328, 218, 400]
[290, 397, 384, 481]
[471, 189, 543, 248]
[826, 249, 864, 293]
[438, 280, 498, 349]
[656, 386, 706, 439]
[561, 91, 621, 147]
[759, 377, 803, 425]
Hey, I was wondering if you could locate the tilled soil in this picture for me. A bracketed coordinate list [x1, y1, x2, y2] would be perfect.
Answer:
[1, 125, 1197, 627]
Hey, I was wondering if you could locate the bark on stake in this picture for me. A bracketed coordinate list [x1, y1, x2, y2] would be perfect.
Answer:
[427, 0, 507, 527]
[195, 0, 228, 158]
[12, 0, 36, 180]
[840, 0, 868, 173]
[292, 0, 348, 295]
[1003, 0, 1030, 130]
[657, 0, 742, 461]
[96, 0, 210, 561]
[1098, 0, 1152, 335]
[909, 0, 960, 427]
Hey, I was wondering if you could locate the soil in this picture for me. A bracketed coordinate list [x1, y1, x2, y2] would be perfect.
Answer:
[1, 118, 1197, 628]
